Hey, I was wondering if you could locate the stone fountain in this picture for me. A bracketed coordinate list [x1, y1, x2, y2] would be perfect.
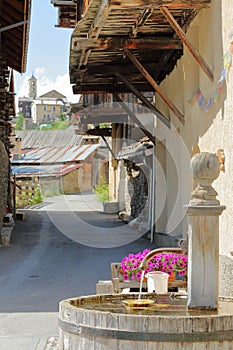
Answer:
[186, 151, 226, 309]
[58, 152, 233, 350]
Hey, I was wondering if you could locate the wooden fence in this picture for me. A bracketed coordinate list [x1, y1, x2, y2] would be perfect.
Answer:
[14, 180, 40, 208]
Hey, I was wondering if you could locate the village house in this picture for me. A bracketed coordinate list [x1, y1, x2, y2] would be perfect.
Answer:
[0, 1, 31, 240]
[52, 0, 233, 297]
[18, 74, 71, 127]
[11, 127, 108, 196]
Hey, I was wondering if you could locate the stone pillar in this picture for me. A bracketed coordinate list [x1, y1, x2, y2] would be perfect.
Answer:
[186, 152, 225, 309]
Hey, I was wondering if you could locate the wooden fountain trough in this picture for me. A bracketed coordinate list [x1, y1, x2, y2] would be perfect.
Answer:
[58, 294, 233, 349]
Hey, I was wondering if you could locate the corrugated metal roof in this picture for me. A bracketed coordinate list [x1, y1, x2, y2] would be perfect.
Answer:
[16, 126, 83, 148]
[12, 144, 99, 164]
[117, 137, 154, 159]
[12, 163, 81, 178]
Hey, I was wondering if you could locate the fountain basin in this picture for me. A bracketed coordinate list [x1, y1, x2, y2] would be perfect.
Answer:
[58, 294, 233, 349]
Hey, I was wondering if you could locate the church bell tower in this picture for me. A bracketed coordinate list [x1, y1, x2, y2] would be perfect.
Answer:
[28, 73, 37, 99]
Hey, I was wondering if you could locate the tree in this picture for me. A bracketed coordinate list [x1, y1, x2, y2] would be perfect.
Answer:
[15, 112, 25, 130]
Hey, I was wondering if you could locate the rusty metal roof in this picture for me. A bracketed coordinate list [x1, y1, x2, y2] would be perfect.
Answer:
[11, 163, 81, 178]
[0, 0, 31, 73]
[12, 144, 99, 164]
[69, 0, 211, 94]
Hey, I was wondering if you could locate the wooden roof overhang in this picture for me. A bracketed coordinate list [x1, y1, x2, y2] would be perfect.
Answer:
[70, 0, 212, 124]
[0, 0, 31, 73]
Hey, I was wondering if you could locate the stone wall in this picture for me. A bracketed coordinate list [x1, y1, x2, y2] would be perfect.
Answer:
[0, 140, 8, 237]
[129, 168, 148, 218]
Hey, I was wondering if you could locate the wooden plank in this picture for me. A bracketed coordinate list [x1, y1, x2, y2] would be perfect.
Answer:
[109, 0, 211, 9]
[73, 83, 155, 94]
[160, 6, 214, 81]
[70, 61, 177, 79]
[72, 36, 183, 51]
[131, 9, 153, 37]
[124, 49, 185, 124]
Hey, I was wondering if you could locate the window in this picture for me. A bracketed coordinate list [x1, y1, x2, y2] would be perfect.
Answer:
[43, 106, 47, 112]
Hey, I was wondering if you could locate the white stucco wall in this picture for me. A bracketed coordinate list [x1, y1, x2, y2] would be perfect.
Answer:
[154, 0, 233, 259]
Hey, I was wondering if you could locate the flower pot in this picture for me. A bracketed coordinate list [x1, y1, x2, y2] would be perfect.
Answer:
[146, 271, 169, 294]
[168, 271, 176, 283]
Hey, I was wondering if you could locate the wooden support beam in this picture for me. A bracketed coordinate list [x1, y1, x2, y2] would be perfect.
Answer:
[109, 0, 211, 9]
[114, 94, 156, 145]
[160, 6, 214, 82]
[124, 49, 185, 124]
[72, 36, 183, 51]
[115, 72, 170, 128]
[131, 9, 153, 38]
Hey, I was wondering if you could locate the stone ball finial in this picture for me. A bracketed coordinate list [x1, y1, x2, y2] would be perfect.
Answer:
[191, 152, 220, 181]
[190, 152, 220, 206]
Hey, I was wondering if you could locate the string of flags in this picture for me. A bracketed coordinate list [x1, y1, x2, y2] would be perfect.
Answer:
[190, 43, 233, 112]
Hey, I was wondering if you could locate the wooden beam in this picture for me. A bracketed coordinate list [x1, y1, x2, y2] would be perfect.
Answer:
[131, 9, 153, 38]
[115, 72, 170, 128]
[79, 0, 111, 68]
[109, 0, 211, 9]
[160, 6, 214, 81]
[71, 62, 165, 77]
[124, 49, 185, 124]
[70, 60, 178, 85]
[114, 94, 156, 145]
[72, 36, 183, 51]
[73, 83, 155, 94]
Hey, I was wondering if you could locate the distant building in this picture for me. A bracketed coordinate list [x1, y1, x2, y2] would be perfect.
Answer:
[11, 127, 109, 195]
[18, 74, 71, 127]
[31, 90, 70, 125]
[18, 97, 33, 120]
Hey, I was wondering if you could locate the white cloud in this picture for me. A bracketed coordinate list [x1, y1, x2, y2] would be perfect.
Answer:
[15, 67, 80, 111]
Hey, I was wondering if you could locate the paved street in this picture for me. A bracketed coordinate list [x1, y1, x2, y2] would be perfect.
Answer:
[0, 193, 155, 349]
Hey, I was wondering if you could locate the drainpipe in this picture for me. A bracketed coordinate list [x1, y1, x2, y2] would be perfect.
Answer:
[150, 144, 156, 243]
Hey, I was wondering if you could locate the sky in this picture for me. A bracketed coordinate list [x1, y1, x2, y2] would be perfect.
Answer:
[14, 0, 80, 109]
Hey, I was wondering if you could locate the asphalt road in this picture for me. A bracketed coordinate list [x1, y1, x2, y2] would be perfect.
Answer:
[0, 193, 155, 313]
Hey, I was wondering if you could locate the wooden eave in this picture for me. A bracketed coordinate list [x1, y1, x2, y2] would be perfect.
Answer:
[0, 0, 31, 73]
[70, 0, 211, 95]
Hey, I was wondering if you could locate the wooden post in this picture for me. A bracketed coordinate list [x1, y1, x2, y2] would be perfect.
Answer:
[12, 174, 16, 219]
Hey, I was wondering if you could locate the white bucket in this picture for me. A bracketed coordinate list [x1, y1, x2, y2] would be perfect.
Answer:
[145, 271, 169, 294]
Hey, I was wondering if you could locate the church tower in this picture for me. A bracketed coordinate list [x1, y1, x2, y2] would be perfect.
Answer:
[28, 73, 37, 99]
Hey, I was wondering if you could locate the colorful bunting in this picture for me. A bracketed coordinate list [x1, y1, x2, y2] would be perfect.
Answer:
[190, 45, 232, 111]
